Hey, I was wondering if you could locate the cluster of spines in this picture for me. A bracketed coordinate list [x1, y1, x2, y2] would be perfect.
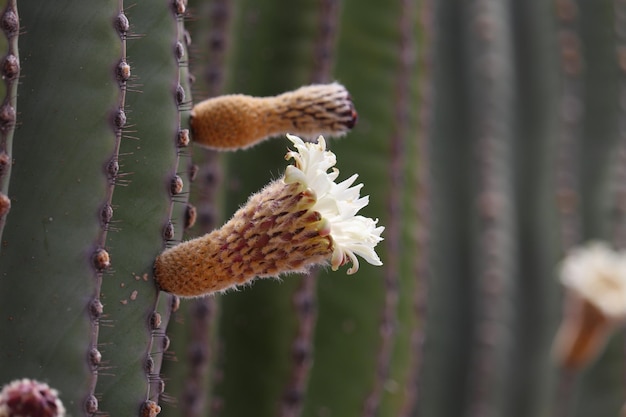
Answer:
[0, 0, 19, 239]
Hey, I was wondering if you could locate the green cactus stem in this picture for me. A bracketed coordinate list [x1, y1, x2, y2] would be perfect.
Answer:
[0, 1, 120, 415]
[0, 0, 193, 415]
[96, 0, 193, 414]
[0, 0, 19, 239]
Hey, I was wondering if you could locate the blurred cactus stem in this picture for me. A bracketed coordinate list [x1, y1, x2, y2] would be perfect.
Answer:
[190, 83, 357, 150]
[155, 134, 383, 296]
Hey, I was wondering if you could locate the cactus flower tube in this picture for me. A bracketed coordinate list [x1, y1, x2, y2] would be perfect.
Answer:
[552, 242, 626, 370]
[190, 83, 357, 150]
[154, 134, 384, 297]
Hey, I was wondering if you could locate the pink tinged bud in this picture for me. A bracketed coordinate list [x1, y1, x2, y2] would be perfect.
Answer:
[0, 379, 66, 417]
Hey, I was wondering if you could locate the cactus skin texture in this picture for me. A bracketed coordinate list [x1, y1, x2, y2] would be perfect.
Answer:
[2, 0, 626, 417]
[0, 0, 190, 416]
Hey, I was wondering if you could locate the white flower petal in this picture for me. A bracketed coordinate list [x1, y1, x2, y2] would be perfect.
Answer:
[284, 134, 385, 274]
[560, 241, 626, 320]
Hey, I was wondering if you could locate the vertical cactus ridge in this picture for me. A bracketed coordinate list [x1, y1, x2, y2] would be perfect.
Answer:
[202, 0, 232, 97]
[157, 1, 231, 415]
[402, 0, 434, 415]
[311, 0, 340, 84]
[418, 2, 474, 415]
[0, 1, 120, 415]
[464, 1, 517, 417]
[555, 0, 584, 251]
[613, 0, 626, 250]
[279, 276, 318, 417]
[82, 3, 132, 415]
[570, 3, 625, 417]
[0, 0, 18, 239]
[300, 0, 418, 416]
[362, 0, 416, 416]
[278, 3, 342, 414]
[506, 1, 561, 416]
[149, 1, 195, 410]
[553, 1, 585, 415]
[209, 2, 323, 416]
[93, 0, 191, 414]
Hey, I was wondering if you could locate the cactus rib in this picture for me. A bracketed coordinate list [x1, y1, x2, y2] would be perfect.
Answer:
[553, 0, 584, 415]
[0, 0, 18, 240]
[401, 0, 434, 414]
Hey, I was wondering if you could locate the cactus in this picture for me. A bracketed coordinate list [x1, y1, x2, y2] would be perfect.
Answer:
[2, 0, 626, 417]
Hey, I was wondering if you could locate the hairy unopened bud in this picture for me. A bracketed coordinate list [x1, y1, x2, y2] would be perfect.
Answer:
[190, 83, 357, 150]
[155, 180, 332, 296]
[0, 379, 65, 417]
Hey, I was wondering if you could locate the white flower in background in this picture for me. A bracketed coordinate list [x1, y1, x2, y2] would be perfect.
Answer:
[284, 134, 384, 274]
[560, 241, 626, 320]
[155, 134, 384, 297]
[553, 241, 626, 370]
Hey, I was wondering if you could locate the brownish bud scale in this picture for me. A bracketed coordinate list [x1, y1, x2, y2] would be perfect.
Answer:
[145, 355, 155, 374]
[154, 181, 332, 297]
[0, 152, 10, 177]
[0, 379, 66, 417]
[113, 108, 127, 129]
[0, 104, 15, 132]
[106, 158, 119, 180]
[172, 0, 187, 15]
[84, 395, 98, 414]
[184, 204, 197, 229]
[177, 128, 190, 147]
[0, 193, 10, 217]
[89, 298, 104, 319]
[101, 204, 113, 226]
[190, 83, 357, 150]
[149, 311, 162, 330]
[1, 9, 19, 39]
[2, 54, 19, 81]
[175, 41, 185, 61]
[163, 221, 175, 241]
[92, 248, 111, 271]
[175, 84, 185, 106]
[141, 400, 161, 417]
[116, 60, 131, 82]
[170, 175, 184, 195]
[89, 348, 102, 369]
[114, 13, 130, 36]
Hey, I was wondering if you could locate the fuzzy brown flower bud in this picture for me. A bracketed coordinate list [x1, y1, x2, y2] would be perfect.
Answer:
[190, 83, 357, 150]
[154, 181, 332, 296]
